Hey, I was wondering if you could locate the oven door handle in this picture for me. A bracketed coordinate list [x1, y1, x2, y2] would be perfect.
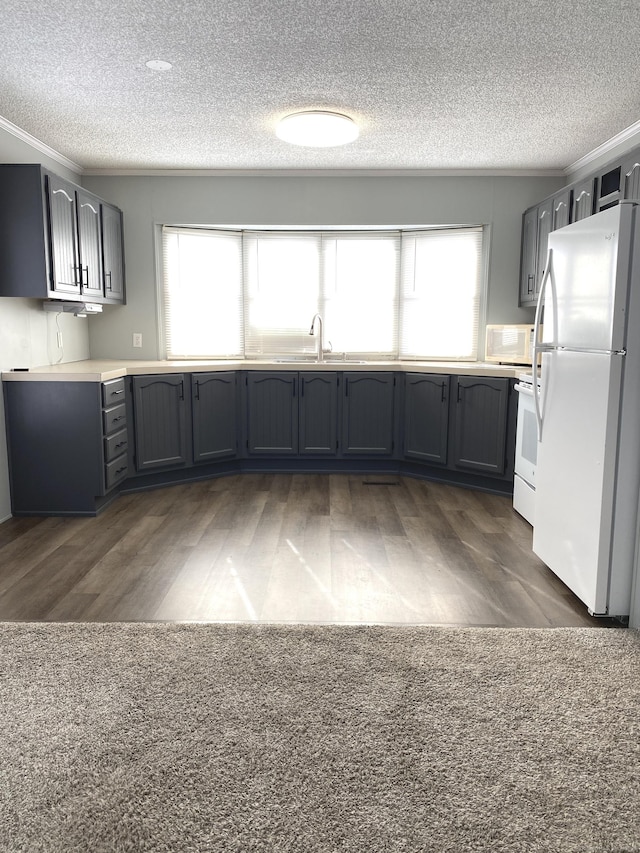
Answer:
[514, 383, 534, 396]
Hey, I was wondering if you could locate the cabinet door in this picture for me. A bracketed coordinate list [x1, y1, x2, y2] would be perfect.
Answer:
[572, 178, 595, 222]
[45, 173, 80, 295]
[246, 372, 298, 454]
[519, 207, 538, 306]
[621, 153, 640, 202]
[299, 372, 338, 455]
[404, 373, 449, 464]
[552, 188, 571, 230]
[192, 372, 238, 462]
[101, 203, 126, 302]
[133, 374, 188, 471]
[76, 189, 104, 300]
[535, 199, 553, 296]
[452, 377, 509, 475]
[341, 372, 395, 455]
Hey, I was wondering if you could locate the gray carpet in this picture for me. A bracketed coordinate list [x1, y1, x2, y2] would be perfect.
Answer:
[1, 623, 639, 853]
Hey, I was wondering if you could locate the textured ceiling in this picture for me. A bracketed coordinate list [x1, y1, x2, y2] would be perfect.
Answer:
[1, 0, 640, 172]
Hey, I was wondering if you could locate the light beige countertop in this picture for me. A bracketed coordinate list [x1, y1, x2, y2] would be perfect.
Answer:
[1, 358, 524, 382]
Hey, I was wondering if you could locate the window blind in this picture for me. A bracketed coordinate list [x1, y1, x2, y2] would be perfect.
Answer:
[399, 228, 484, 360]
[162, 227, 243, 359]
[321, 232, 400, 357]
[243, 232, 321, 358]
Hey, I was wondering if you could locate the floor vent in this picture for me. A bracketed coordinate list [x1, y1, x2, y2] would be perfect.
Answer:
[362, 479, 401, 486]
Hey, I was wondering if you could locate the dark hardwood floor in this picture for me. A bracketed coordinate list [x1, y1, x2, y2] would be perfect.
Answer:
[0, 474, 609, 626]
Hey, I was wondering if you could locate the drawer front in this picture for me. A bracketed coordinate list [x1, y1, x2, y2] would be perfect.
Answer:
[102, 378, 125, 408]
[105, 454, 128, 491]
[104, 428, 128, 463]
[103, 403, 127, 435]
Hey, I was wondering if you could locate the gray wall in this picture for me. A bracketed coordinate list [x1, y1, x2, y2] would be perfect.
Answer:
[83, 173, 564, 361]
[0, 126, 89, 521]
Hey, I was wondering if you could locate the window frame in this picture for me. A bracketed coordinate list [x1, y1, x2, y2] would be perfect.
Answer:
[159, 224, 488, 362]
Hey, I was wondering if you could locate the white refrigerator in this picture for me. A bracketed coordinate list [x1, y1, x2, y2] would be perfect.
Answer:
[532, 202, 640, 617]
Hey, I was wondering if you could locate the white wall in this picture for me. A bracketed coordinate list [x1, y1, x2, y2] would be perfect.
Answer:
[83, 173, 565, 361]
[0, 127, 90, 521]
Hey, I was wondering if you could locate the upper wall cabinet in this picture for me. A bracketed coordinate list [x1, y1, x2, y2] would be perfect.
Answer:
[0, 164, 126, 303]
[519, 187, 572, 307]
[519, 143, 640, 307]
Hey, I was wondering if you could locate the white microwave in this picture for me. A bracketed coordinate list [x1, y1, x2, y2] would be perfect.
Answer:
[485, 324, 541, 366]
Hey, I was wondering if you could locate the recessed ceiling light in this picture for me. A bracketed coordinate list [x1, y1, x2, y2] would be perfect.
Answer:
[145, 59, 172, 71]
[276, 111, 359, 147]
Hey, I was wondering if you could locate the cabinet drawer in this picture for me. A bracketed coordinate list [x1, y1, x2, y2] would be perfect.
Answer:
[103, 403, 127, 435]
[105, 454, 128, 491]
[104, 428, 128, 462]
[102, 377, 125, 407]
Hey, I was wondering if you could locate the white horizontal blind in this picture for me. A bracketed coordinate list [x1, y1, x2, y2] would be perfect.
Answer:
[322, 233, 400, 357]
[162, 227, 243, 358]
[399, 228, 483, 360]
[243, 232, 321, 357]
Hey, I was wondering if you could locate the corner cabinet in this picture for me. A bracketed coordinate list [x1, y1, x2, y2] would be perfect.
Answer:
[3, 380, 129, 515]
[0, 164, 125, 304]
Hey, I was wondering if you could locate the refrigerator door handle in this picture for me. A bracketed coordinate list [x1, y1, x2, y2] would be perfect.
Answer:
[533, 247, 554, 440]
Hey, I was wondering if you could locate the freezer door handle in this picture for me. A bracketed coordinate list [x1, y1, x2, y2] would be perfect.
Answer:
[533, 247, 554, 440]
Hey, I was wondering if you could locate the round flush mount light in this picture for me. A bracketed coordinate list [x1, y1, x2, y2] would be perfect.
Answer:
[145, 59, 173, 71]
[276, 111, 359, 147]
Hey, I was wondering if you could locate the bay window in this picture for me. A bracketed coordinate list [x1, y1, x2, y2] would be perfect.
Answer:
[161, 225, 484, 361]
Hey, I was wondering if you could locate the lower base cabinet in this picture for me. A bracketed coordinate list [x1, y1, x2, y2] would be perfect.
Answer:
[132, 374, 188, 471]
[192, 372, 238, 461]
[341, 372, 396, 455]
[3, 380, 126, 515]
[245, 371, 339, 456]
[403, 373, 449, 464]
[452, 376, 510, 475]
[3, 369, 516, 516]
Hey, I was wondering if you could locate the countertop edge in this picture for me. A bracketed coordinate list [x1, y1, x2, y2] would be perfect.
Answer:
[1, 359, 524, 382]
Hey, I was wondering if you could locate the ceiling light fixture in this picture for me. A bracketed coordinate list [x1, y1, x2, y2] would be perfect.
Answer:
[276, 111, 359, 147]
[145, 59, 172, 71]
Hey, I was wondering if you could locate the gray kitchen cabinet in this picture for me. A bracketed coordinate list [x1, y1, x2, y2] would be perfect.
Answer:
[132, 374, 188, 471]
[47, 173, 82, 296]
[534, 198, 553, 299]
[341, 372, 395, 455]
[520, 187, 573, 307]
[101, 202, 126, 303]
[3, 379, 128, 515]
[452, 376, 509, 475]
[572, 177, 595, 222]
[76, 188, 104, 300]
[519, 207, 538, 306]
[246, 371, 339, 456]
[620, 153, 640, 202]
[246, 372, 299, 454]
[192, 371, 238, 462]
[403, 373, 449, 464]
[552, 188, 571, 230]
[0, 163, 125, 302]
[299, 372, 339, 455]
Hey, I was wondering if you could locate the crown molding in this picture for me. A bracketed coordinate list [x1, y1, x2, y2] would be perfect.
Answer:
[565, 119, 640, 176]
[82, 167, 566, 178]
[0, 114, 83, 175]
